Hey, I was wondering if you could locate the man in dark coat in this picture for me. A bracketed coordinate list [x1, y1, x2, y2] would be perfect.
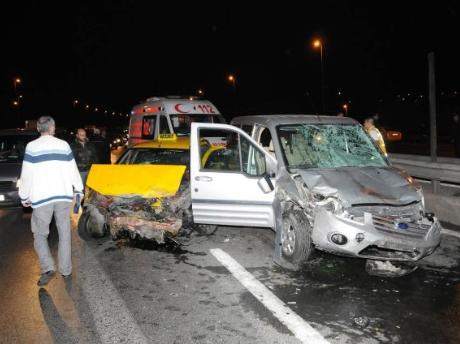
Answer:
[70, 128, 98, 183]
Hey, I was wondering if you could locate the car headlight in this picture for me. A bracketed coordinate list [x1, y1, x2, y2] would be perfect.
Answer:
[314, 194, 344, 215]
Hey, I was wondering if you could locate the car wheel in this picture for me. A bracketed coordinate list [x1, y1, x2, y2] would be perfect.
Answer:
[281, 210, 313, 270]
[77, 209, 92, 241]
[78, 208, 106, 239]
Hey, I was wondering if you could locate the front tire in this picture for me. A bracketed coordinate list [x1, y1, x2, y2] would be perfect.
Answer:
[281, 210, 313, 270]
[77, 208, 106, 240]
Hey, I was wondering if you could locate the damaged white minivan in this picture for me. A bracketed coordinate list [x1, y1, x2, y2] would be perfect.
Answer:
[190, 115, 441, 276]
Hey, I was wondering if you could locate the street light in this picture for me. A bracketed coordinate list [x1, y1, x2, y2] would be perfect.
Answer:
[342, 103, 348, 115]
[227, 74, 236, 90]
[12, 100, 19, 107]
[197, 89, 204, 96]
[13, 77, 21, 94]
[312, 38, 326, 112]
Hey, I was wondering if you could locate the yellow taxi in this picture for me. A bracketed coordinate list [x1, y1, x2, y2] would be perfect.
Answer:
[80, 134, 222, 239]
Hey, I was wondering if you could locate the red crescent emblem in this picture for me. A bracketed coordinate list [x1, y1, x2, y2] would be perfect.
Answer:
[174, 104, 189, 113]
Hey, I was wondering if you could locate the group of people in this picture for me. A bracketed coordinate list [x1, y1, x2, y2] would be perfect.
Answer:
[18, 116, 106, 286]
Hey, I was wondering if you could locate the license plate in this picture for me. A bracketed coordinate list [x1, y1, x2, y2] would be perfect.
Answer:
[0, 195, 5, 201]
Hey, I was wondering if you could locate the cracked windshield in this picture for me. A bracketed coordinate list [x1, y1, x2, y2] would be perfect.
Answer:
[277, 124, 388, 169]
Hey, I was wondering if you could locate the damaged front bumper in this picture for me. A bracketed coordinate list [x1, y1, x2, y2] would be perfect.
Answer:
[83, 185, 191, 243]
[311, 208, 442, 261]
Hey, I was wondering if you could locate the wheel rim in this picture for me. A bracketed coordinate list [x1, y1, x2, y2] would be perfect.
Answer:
[281, 219, 296, 257]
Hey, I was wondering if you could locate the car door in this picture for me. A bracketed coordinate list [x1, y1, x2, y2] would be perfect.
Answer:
[190, 123, 277, 228]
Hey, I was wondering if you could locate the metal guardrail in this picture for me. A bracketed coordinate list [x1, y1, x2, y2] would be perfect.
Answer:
[389, 154, 460, 193]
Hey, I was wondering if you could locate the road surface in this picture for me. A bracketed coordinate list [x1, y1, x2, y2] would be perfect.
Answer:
[1, 207, 460, 344]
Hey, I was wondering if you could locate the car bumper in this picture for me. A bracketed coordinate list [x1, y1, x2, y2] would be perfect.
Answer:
[311, 208, 442, 261]
[0, 188, 21, 207]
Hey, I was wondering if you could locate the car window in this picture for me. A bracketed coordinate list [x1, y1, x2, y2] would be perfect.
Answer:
[129, 149, 189, 165]
[277, 124, 388, 169]
[200, 128, 266, 176]
[170, 114, 223, 136]
[0, 134, 38, 163]
[159, 115, 170, 134]
[204, 148, 240, 171]
[118, 148, 192, 165]
[117, 149, 137, 164]
[142, 116, 156, 139]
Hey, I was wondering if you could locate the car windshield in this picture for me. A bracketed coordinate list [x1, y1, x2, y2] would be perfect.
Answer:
[118, 148, 189, 165]
[277, 124, 388, 169]
[170, 114, 224, 136]
[0, 135, 37, 163]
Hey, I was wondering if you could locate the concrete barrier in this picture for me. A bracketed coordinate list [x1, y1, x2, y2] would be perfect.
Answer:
[388, 154, 460, 226]
[424, 192, 460, 227]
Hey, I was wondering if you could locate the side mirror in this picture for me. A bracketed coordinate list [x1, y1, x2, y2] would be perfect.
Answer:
[257, 174, 275, 193]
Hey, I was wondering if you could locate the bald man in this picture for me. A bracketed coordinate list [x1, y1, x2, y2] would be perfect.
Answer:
[70, 128, 98, 183]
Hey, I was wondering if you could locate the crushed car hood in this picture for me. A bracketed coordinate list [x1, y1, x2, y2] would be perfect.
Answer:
[296, 166, 420, 207]
[86, 164, 187, 198]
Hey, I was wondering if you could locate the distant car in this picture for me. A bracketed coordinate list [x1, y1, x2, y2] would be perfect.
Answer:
[381, 128, 403, 142]
[0, 129, 39, 206]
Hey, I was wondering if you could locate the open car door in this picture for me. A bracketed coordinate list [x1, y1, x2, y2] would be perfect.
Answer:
[190, 123, 277, 228]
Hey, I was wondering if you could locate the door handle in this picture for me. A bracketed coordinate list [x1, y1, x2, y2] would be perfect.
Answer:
[195, 176, 213, 182]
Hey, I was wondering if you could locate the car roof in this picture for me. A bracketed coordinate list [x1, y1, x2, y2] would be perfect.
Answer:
[231, 114, 359, 128]
[133, 136, 191, 150]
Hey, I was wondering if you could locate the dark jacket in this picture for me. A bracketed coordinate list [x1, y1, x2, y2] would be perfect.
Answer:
[70, 140, 99, 171]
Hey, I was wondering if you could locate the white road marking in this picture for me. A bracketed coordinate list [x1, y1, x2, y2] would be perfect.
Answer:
[210, 248, 330, 344]
[442, 228, 460, 239]
[77, 245, 150, 344]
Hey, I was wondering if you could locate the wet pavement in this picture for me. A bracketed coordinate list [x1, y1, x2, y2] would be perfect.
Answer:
[1, 206, 460, 343]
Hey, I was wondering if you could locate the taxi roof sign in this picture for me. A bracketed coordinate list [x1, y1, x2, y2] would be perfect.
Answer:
[158, 133, 177, 141]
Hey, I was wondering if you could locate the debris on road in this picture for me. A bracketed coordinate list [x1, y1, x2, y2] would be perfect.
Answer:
[353, 316, 370, 328]
[365, 259, 418, 278]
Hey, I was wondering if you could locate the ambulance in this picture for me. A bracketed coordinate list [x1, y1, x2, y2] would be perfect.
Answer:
[128, 96, 225, 147]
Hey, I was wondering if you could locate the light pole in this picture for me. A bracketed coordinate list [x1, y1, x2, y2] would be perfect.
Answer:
[313, 39, 326, 112]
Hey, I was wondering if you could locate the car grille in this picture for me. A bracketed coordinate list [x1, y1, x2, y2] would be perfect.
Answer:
[0, 181, 15, 191]
[349, 202, 431, 238]
[372, 214, 431, 238]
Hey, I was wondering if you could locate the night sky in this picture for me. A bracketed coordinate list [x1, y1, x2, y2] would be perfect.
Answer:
[1, 1, 459, 130]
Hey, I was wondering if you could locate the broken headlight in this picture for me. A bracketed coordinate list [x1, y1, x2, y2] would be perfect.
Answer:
[313, 194, 344, 215]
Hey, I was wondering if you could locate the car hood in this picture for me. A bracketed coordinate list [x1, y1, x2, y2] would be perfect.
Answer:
[0, 163, 21, 181]
[296, 166, 420, 207]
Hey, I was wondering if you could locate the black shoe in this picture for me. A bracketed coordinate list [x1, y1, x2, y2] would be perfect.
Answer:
[62, 273, 72, 279]
[37, 270, 56, 286]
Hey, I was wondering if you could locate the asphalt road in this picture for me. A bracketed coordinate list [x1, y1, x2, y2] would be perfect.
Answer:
[1, 207, 460, 344]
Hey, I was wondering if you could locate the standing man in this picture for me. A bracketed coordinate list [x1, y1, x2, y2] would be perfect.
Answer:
[19, 116, 83, 286]
[364, 117, 387, 156]
[70, 128, 98, 183]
